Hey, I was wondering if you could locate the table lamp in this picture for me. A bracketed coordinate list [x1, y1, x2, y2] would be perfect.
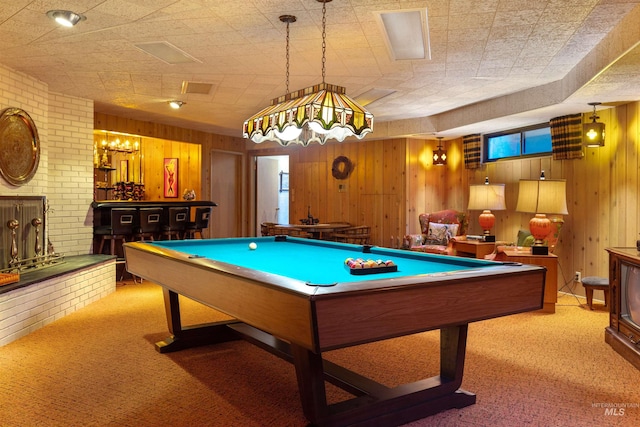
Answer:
[467, 177, 506, 242]
[515, 176, 568, 255]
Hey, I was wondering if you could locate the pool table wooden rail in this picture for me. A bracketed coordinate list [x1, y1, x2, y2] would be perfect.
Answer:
[312, 267, 546, 350]
[124, 242, 318, 350]
[124, 242, 545, 353]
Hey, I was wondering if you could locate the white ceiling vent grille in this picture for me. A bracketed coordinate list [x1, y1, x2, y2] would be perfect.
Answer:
[134, 41, 202, 65]
[376, 9, 431, 61]
[181, 81, 214, 95]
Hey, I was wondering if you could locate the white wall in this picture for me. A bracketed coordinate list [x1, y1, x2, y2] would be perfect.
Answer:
[0, 63, 114, 347]
[47, 92, 94, 255]
[0, 63, 94, 255]
[0, 260, 115, 346]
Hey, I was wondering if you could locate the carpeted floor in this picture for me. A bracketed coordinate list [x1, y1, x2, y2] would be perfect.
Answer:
[0, 280, 638, 426]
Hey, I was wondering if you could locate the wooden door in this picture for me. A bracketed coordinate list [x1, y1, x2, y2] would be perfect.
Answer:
[211, 151, 242, 238]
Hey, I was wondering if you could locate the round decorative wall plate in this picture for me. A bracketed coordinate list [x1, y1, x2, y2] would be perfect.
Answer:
[0, 107, 40, 186]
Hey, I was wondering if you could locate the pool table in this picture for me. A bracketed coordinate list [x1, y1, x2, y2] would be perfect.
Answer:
[123, 236, 546, 427]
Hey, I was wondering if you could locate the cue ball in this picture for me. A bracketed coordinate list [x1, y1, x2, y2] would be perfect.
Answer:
[249, 242, 257, 250]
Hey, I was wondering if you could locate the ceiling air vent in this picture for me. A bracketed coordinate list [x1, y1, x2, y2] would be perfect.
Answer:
[134, 41, 201, 65]
[375, 9, 431, 61]
[181, 81, 214, 95]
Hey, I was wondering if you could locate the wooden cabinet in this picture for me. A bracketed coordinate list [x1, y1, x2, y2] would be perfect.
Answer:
[452, 239, 495, 259]
[499, 249, 557, 313]
[605, 248, 640, 370]
[94, 167, 116, 200]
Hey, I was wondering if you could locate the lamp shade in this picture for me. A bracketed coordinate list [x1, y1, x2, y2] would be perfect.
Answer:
[515, 179, 568, 215]
[468, 184, 506, 211]
[468, 181, 506, 238]
[243, 83, 373, 146]
[242, 1, 374, 146]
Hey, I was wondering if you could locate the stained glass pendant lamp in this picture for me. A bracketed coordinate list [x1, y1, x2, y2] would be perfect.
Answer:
[243, 0, 373, 146]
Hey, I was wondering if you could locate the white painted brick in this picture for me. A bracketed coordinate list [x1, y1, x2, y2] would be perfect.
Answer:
[0, 64, 119, 346]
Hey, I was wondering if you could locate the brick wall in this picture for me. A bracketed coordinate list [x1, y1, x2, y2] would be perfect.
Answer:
[0, 65, 48, 195]
[47, 92, 95, 255]
[0, 259, 115, 346]
[0, 63, 113, 347]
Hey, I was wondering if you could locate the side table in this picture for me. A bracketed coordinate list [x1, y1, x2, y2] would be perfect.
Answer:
[452, 239, 496, 259]
[499, 248, 558, 313]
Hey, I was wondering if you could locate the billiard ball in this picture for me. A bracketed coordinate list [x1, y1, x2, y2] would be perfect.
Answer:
[249, 242, 257, 250]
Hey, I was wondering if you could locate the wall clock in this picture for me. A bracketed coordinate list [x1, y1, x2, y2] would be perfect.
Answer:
[0, 107, 40, 186]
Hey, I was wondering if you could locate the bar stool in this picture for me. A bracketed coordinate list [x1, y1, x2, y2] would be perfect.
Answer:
[185, 207, 211, 239]
[581, 276, 609, 310]
[134, 207, 163, 241]
[161, 207, 189, 240]
[95, 208, 136, 255]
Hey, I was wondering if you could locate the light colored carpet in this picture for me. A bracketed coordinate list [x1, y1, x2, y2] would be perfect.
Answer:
[0, 281, 638, 426]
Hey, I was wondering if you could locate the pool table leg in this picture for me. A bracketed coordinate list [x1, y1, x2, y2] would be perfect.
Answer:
[155, 288, 240, 353]
[290, 325, 476, 427]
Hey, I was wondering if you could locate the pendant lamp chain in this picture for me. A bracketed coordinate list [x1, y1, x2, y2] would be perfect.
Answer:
[242, 0, 373, 145]
[285, 18, 291, 94]
[321, 0, 327, 83]
[280, 15, 297, 95]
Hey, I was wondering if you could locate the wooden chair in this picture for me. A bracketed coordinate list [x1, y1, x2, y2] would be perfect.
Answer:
[403, 209, 467, 255]
[319, 222, 352, 240]
[186, 207, 211, 239]
[283, 227, 312, 238]
[161, 207, 189, 240]
[95, 208, 136, 255]
[271, 225, 312, 238]
[331, 225, 371, 244]
[260, 222, 277, 236]
[134, 207, 162, 241]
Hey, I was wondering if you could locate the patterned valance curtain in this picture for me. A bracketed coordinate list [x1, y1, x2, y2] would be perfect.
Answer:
[549, 113, 583, 160]
[463, 134, 482, 169]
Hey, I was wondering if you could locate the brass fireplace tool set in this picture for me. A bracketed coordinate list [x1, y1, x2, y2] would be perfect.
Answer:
[2, 216, 63, 274]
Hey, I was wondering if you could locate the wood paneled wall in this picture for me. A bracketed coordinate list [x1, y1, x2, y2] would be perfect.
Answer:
[405, 138, 466, 233]
[94, 113, 247, 236]
[138, 137, 201, 200]
[459, 102, 640, 297]
[249, 138, 406, 247]
[96, 102, 640, 301]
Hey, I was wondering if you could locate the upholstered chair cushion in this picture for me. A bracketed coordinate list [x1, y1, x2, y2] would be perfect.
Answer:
[403, 209, 467, 255]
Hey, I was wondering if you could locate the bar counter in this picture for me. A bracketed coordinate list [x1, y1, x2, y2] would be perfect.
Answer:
[91, 200, 218, 209]
[92, 200, 218, 256]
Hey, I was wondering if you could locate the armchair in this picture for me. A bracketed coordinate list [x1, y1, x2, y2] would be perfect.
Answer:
[403, 209, 468, 255]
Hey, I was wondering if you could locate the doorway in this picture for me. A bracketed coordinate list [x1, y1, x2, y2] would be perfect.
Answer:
[255, 155, 289, 236]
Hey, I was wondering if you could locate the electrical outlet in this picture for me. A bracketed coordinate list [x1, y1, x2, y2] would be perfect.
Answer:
[574, 271, 582, 282]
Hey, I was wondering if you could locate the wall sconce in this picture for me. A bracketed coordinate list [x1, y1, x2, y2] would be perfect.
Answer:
[46, 10, 86, 27]
[168, 100, 185, 109]
[433, 137, 447, 166]
[583, 102, 605, 147]
[467, 177, 506, 242]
